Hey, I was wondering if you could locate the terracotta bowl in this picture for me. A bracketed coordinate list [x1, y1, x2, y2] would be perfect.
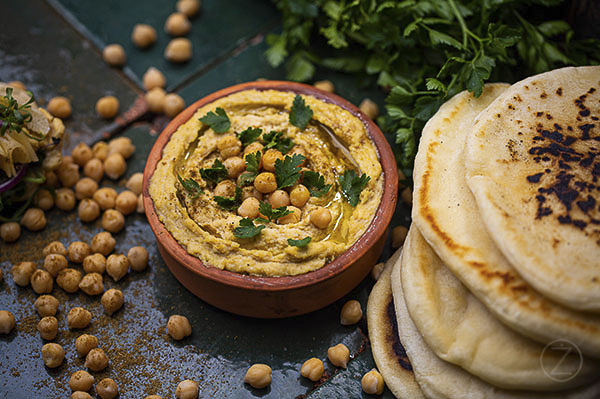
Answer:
[142, 81, 397, 318]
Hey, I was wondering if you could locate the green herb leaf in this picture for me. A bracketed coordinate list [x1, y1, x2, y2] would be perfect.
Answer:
[213, 185, 242, 211]
[238, 127, 263, 147]
[258, 201, 292, 222]
[0, 88, 35, 137]
[177, 174, 202, 198]
[199, 159, 228, 184]
[302, 170, 332, 197]
[262, 130, 294, 154]
[288, 236, 311, 247]
[238, 151, 262, 186]
[234, 217, 266, 239]
[199, 107, 230, 133]
[275, 153, 305, 189]
[338, 170, 371, 207]
[289, 95, 313, 130]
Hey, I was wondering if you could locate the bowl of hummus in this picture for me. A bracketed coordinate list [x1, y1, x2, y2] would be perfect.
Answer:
[143, 81, 397, 318]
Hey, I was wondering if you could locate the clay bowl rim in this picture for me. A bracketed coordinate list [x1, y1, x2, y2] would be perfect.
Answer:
[142, 80, 398, 293]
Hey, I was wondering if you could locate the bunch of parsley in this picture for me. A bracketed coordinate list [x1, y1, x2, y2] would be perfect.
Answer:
[266, 0, 600, 177]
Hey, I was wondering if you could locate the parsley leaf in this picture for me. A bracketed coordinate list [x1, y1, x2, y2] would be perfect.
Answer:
[234, 218, 266, 239]
[213, 186, 242, 211]
[0, 87, 35, 138]
[302, 170, 332, 197]
[238, 127, 262, 146]
[257, 201, 292, 222]
[238, 151, 262, 186]
[199, 159, 228, 184]
[274, 154, 305, 189]
[288, 237, 311, 247]
[177, 174, 202, 198]
[289, 95, 313, 130]
[338, 170, 370, 207]
[199, 107, 230, 133]
[262, 130, 294, 154]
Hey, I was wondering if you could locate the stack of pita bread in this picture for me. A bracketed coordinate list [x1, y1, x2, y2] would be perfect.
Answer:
[367, 66, 600, 398]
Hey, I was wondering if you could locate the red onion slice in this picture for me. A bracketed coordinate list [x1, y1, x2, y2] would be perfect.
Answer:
[0, 164, 28, 194]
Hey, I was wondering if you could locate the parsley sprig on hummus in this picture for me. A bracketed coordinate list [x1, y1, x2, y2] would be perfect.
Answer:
[199, 159, 228, 184]
[339, 170, 371, 207]
[199, 107, 230, 133]
[289, 95, 313, 130]
[177, 174, 202, 198]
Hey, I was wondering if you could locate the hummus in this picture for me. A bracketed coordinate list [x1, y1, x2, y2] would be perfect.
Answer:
[149, 89, 383, 276]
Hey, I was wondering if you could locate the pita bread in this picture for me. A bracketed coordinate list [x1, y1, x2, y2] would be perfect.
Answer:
[366, 248, 426, 399]
[401, 226, 600, 391]
[464, 66, 600, 312]
[412, 84, 600, 357]
[391, 243, 600, 399]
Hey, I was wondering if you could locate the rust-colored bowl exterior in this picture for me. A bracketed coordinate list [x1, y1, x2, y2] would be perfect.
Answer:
[143, 81, 397, 318]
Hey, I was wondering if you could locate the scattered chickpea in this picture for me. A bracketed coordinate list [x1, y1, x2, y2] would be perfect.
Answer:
[102, 209, 125, 233]
[391, 225, 408, 249]
[128, 246, 148, 272]
[43, 254, 68, 277]
[11, 261, 36, 287]
[213, 180, 236, 198]
[177, 0, 201, 17]
[92, 141, 109, 161]
[400, 186, 412, 206]
[72, 143, 93, 167]
[41, 343, 65, 368]
[132, 23, 157, 49]
[69, 370, 95, 392]
[68, 307, 92, 330]
[104, 153, 127, 180]
[75, 334, 98, 357]
[90, 231, 116, 255]
[79, 273, 104, 296]
[35, 189, 54, 211]
[55, 188, 77, 211]
[327, 343, 350, 368]
[314, 80, 335, 93]
[165, 12, 191, 36]
[97, 378, 119, 399]
[68, 241, 91, 264]
[217, 135, 242, 159]
[83, 158, 104, 182]
[370, 262, 385, 280]
[106, 254, 129, 282]
[85, 347, 109, 371]
[30, 270, 53, 294]
[38, 316, 58, 340]
[261, 149, 283, 172]
[110, 136, 136, 157]
[310, 207, 332, 229]
[83, 253, 107, 274]
[57, 161, 80, 188]
[101, 289, 124, 316]
[137, 193, 145, 213]
[34, 295, 59, 317]
[71, 392, 93, 399]
[96, 96, 120, 119]
[237, 197, 260, 219]
[244, 364, 272, 389]
[1, 222, 21, 243]
[74, 178, 98, 200]
[340, 299, 362, 325]
[243, 142, 263, 158]
[47, 96, 72, 119]
[93, 187, 118, 210]
[43, 241, 66, 257]
[7, 80, 26, 90]
[300, 358, 324, 382]
[57, 268, 82, 294]
[20, 208, 46, 231]
[0, 310, 16, 334]
[278, 206, 301, 224]
[361, 369, 385, 395]
[164, 93, 186, 117]
[145, 87, 166, 113]
[359, 98, 379, 120]
[44, 170, 59, 188]
[126, 173, 144, 195]
[165, 38, 192, 63]
[167, 315, 192, 340]
[145, 396, 163, 399]
[78, 200, 100, 223]
[254, 172, 277, 194]
[102, 44, 126, 67]
[175, 379, 198, 399]
[116, 190, 138, 215]
[240, 186, 263, 202]
[143, 67, 166, 91]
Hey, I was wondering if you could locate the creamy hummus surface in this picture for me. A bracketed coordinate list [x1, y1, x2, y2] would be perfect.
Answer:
[149, 89, 383, 276]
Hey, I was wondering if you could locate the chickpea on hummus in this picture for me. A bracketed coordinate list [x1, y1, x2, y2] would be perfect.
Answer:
[149, 89, 383, 276]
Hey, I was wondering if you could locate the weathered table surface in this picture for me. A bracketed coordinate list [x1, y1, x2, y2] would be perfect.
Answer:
[0, 1, 408, 397]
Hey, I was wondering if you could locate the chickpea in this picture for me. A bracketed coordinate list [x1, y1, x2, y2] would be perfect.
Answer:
[243, 142, 264, 158]
[79, 203, 100, 224]
[401, 187, 412, 206]
[0, 268, 2, 283]
[93, 187, 118, 210]
[289, 184, 310, 207]
[128, 246, 148, 272]
[223, 156, 245, 179]
[21, 208, 46, 231]
[361, 369, 385, 395]
[177, 0, 201, 17]
[165, 12, 191, 36]
[237, 197, 260, 219]
[217, 135, 241, 159]
[44, 170, 59, 188]
[359, 98, 379, 120]
[132, 23, 157, 48]
[34, 295, 59, 317]
[391, 225, 408, 249]
[11, 261, 36, 287]
[102, 209, 125, 233]
[175, 379, 198, 399]
[254, 172, 277, 193]
[57, 268, 82, 294]
[145, 87, 166, 113]
[108, 136, 135, 159]
[167, 315, 192, 340]
[327, 343, 350, 368]
[240, 186, 263, 202]
[72, 143, 93, 167]
[91, 231, 116, 256]
[370, 262, 385, 280]
[96, 96, 120, 119]
[340, 299, 362, 325]
[41, 343, 65, 368]
[47, 96, 72, 119]
[116, 190, 138, 215]
[83, 158, 104, 182]
[269, 189, 290, 208]
[101, 289, 124, 316]
[37, 316, 58, 340]
[68, 241, 90, 264]
[278, 206, 301, 225]
[79, 273, 104, 296]
[164, 93, 186, 118]
[7, 80, 26, 90]
[126, 173, 144, 195]
[243, 364, 272, 389]
[104, 153, 127, 180]
[71, 392, 93, 399]
[262, 149, 284, 172]
[102, 44, 126, 67]
[43, 254, 68, 277]
[92, 141, 109, 160]
[75, 334, 98, 357]
[74, 178, 98, 200]
[0, 310, 16, 334]
[213, 180, 236, 198]
[35, 189, 54, 211]
[137, 193, 145, 213]
[97, 378, 119, 399]
[314, 80, 335, 93]
[143, 67, 166, 91]
[165, 38, 192, 63]
[106, 254, 129, 282]
[42, 242, 65, 257]
[57, 162, 80, 188]
[310, 207, 332, 229]
[30, 270, 53, 294]
[55, 188, 76, 211]
[69, 370, 94, 392]
[85, 348, 109, 371]
[145, 396, 163, 399]
[83, 253, 107, 274]
[0, 222, 21, 243]
[67, 307, 92, 329]
[300, 358, 324, 382]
